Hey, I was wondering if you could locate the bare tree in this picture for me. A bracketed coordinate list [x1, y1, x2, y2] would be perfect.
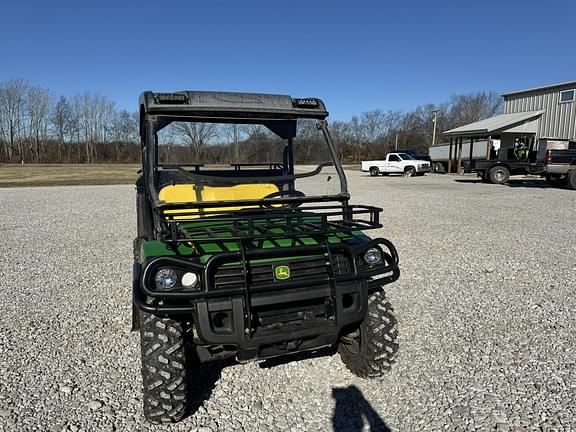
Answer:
[26, 85, 53, 162]
[349, 115, 363, 160]
[71, 92, 117, 162]
[171, 121, 218, 162]
[51, 96, 74, 161]
[220, 124, 245, 163]
[448, 91, 502, 127]
[329, 120, 352, 160]
[111, 110, 138, 161]
[360, 110, 386, 143]
[0, 79, 28, 162]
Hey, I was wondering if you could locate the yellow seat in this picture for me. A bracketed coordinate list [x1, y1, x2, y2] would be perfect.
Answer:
[159, 183, 279, 219]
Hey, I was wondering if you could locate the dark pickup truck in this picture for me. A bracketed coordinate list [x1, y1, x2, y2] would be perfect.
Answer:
[545, 149, 576, 189]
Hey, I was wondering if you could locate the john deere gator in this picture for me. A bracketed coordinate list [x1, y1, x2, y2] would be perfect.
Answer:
[132, 91, 400, 423]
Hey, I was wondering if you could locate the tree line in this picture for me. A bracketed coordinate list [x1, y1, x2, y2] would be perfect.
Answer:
[0, 78, 502, 164]
[0, 79, 139, 164]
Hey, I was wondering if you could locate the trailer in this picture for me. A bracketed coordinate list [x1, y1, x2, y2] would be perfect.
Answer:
[475, 158, 545, 184]
[428, 139, 492, 173]
[473, 137, 549, 184]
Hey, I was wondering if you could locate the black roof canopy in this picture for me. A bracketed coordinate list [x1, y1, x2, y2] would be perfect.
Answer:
[139, 90, 329, 120]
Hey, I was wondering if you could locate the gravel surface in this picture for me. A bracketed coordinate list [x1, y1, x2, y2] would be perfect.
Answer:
[0, 172, 575, 432]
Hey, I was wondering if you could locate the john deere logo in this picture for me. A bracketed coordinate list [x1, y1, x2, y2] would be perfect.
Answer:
[274, 265, 291, 281]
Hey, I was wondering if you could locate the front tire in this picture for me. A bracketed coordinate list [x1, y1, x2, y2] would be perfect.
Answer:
[338, 290, 398, 378]
[404, 166, 416, 177]
[488, 165, 510, 184]
[140, 312, 191, 424]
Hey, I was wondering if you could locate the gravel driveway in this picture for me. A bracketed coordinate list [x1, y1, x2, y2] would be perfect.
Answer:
[0, 172, 575, 432]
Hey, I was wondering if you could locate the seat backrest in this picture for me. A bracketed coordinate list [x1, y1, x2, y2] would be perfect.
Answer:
[159, 183, 279, 219]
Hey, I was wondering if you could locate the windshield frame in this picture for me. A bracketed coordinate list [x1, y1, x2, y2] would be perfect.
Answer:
[142, 115, 349, 211]
[396, 153, 414, 160]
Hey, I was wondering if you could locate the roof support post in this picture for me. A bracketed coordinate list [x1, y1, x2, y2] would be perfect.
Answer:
[486, 135, 492, 160]
[468, 137, 474, 171]
[456, 138, 463, 174]
[448, 137, 453, 173]
[318, 120, 349, 197]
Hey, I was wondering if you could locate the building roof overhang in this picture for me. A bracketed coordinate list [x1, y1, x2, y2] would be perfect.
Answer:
[443, 111, 544, 137]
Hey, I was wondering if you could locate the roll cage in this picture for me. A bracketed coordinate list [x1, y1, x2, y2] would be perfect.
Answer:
[138, 91, 382, 242]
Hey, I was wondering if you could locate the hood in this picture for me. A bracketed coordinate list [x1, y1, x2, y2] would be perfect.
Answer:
[140, 231, 371, 263]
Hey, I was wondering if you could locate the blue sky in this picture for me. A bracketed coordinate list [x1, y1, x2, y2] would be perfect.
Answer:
[1, 0, 575, 120]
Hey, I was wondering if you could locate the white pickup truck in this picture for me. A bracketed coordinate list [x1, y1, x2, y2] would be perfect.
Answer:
[361, 152, 431, 177]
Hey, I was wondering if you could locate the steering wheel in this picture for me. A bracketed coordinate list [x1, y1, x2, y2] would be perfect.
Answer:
[261, 190, 306, 208]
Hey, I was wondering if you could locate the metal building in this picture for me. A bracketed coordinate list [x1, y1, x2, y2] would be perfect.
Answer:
[440, 81, 576, 172]
[503, 81, 576, 147]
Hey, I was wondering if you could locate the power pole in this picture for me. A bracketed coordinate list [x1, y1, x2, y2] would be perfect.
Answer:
[395, 133, 399, 151]
[431, 110, 439, 147]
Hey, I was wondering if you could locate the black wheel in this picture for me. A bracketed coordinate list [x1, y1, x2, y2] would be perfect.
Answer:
[434, 162, 445, 174]
[338, 290, 398, 378]
[404, 166, 416, 177]
[567, 170, 576, 190]
[369, 167, 380, 177]
[140, 311, 191, 424]
[488, 165, 510, 184]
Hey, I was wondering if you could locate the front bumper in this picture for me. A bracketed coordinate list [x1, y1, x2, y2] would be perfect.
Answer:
[193, 279, 368, 358]
[133, 239, 399, 359]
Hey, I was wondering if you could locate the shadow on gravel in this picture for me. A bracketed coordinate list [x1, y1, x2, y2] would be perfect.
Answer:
[332, 386, 391, 432]
[257, 346, 337, 369]
[453, 178, 554, 189]
[187, 357, 235, 416]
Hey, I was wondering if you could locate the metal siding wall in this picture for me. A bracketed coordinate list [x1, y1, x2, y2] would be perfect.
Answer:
[429, 140, 488, 160]
[504, 89, 576, 139]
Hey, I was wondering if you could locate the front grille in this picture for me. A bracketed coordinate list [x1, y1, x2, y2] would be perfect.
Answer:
[212, 254, 351, 290]
[332, 254, 352, 276]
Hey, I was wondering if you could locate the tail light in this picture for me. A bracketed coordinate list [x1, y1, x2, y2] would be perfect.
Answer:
[545, 151, 552, 164]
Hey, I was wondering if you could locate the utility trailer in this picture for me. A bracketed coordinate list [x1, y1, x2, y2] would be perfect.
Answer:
[432, 133, 549, 184]
[475, 144, 547, 184]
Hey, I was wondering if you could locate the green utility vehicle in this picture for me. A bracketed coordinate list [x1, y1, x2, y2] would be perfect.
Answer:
[133, 91, 400, 423]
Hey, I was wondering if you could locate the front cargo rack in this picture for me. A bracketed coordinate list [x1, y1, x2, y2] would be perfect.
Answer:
[158, 205, 382, 244]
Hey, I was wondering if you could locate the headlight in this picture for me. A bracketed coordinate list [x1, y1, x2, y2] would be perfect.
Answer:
[363, 247, 382, 266]
[155, 268, 178, 290]
[181, 272, 199, 288]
